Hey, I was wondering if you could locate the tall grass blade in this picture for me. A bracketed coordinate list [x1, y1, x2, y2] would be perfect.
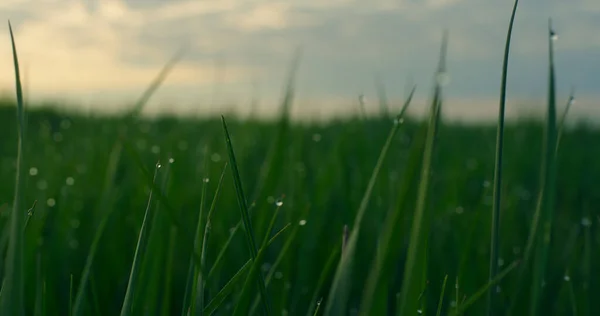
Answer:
[556, 88, 575, 151]
[397, 32, 447, 316]
[487, 1, 519, 315]
[0, 21, 26, 316]
[323, 87, 416, 316]
[202, 225, 289, 316]
[232, 202, 284, 316]
[528, 19, 559, 316]
[119, 162, 161, 316]
[306, 245, 341, 316]
[221, 115, 271, 315]
[450, 260, 519, 316]
[436, 275, 449, 316]
[358, 87, 420, 315]
[191, 162, 228, 315]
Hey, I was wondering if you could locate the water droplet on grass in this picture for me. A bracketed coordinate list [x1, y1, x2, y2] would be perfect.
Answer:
[275, 200, 283, 207]
[151, 145, 160, 154]
[29, 167, 38, 176]
[156, 162, 162, 169]
[435, 71, 450, 86]
[564, 275, 570, 281]
[47, 198, 56, 207]
[299, 219, 307, 226]
[581, 217, 592, 227]
[394, 117, 405, 125]
[66, 177, 75, 186]
[203, 177, 210, 183]
[169, 157, 175, 164]
[417, 309, 423, 314]
[550, 30, 558, 41]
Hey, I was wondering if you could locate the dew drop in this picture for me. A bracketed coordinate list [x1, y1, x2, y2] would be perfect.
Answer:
[564, 275, 570, 282]
[151, 145, 161, 154]
[66, 177, 75, 186]
[568, 96, 576, 107]
[203, 177, 210, 183]
[47, 198, 56, 207]
[581, 217, 592, 227]
[169, 157, 175, 164]
[498, 258, 505, 267]
[156, 162, 162, 169]
[299, 219, 307, 226]
[483, 180, 491, 188]
[394, 117, 405, 125]
[211, 153, 221, 162]
[29, 167, 38, 176]
[550, 30, 558, 41]
[417, 309, 423, 314]
[275, 200, 283, 207]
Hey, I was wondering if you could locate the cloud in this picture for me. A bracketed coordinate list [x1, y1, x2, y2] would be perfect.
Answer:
[0, 0, 596, 120]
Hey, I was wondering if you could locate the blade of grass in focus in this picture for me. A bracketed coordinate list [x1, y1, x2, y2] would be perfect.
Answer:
[556, 88, 575, 152]
[119, 162, 161, 316]
[202, 225, 290, 315]
[0, 21, 26, 316]
[487, 1, 519, 315]
[436, 275, 449, 316]
[232, 201, 284, 316]
[397, 31, 448, 316]
[358, 86, 419, 316]
[222, 115, 271, 315]
[528, 20, 559, 316]
[192, 162, 228, 315]
[323, 87, 416, 315]
[450, 260, 520, 316]
[73, 47, 186, 316]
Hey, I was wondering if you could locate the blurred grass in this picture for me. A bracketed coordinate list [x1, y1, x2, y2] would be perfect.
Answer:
[0, 98, 597, 315]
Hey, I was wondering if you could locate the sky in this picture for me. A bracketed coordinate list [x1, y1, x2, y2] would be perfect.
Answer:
[0, 0, 598, 122]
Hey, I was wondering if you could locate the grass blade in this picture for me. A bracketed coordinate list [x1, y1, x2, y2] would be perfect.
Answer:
[436, 275, 449, 316]
[397, 31, 448, 316]
[323, 86, 416, 315]
[487, 1, 519, 315]
[0, 21, 26, 316]
[528, 19, 559, 316]
[450, 260, 519, 316]
[232, 202, 284, 316]
[221, 115, 271, 315]
[202, 225, 290, 316]
[119, 162, 161, 316]
[358, 87, 417, 316]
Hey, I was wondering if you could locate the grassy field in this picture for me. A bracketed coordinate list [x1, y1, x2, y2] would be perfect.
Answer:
[1, 4, 599, 316]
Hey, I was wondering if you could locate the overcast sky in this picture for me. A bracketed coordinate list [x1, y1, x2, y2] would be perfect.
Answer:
[0, 0, 597, 121]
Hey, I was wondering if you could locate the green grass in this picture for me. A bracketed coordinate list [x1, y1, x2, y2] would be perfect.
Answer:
[0, 9, 598, 316]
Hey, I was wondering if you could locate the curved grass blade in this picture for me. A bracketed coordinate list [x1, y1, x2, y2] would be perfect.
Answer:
[202, 224, 290, 316]
[556, 88, 575, 152]
[436, 275, 449, 316]
[397, 32, 448, 316]
[191, 162, 228, 316]
[450, 260, 519, 316]
[358, 88, 418, 316]
[0, 21, 26, 316]
[222, 115, 271, 315]
[323, 87, 416, 316]
[232, 202, 284, 316]
[487, 1, 519, 315]
[119, 162, 161, 316]
[305, 245, 341, 316]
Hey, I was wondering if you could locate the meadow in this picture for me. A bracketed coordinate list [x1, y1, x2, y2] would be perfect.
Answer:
[1, 2, 599, 316]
